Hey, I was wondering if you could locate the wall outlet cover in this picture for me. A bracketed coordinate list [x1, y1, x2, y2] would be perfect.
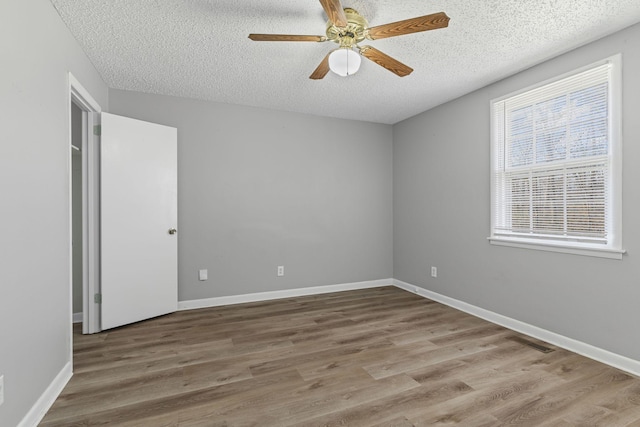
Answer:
[198, 269, 208, 281]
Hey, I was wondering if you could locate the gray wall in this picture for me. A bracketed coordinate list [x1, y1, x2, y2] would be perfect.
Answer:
[0, 1, 108, 425]
[393, 23, 640, 360]
[109, 90, 394, 301]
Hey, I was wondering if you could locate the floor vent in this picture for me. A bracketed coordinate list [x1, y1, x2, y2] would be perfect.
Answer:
[508, 336, 555, 353]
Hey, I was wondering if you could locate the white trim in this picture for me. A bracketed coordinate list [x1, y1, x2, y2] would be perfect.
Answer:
[608, 53, 623, 251]
[68, 73, 102, 335]
[178, 279, 392, 311]
[393, 279, 640, 377]
[490, 55, 618, 105]
[73, 312, 83, 323]
[69, 74, 101, 113]
[17, 362, 72, 427]
[488, 236, 625, 260]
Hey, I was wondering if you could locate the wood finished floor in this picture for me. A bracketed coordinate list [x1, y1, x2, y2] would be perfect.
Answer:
[41, 286, 640, 426]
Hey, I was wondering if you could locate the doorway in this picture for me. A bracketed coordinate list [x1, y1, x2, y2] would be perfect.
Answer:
[69, 73, 101, 336]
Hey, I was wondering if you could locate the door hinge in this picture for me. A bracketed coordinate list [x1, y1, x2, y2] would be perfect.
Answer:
[93, 125, 101, 136]
[94, 293, 102, 304]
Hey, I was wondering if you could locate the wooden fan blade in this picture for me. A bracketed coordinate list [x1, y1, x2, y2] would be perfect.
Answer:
[248, 34, 325, 42]
[360, 46, 413, 77]
[367, 12, 450, 40]
[319, 0, 348, 27]
[310, 51, 333, 80]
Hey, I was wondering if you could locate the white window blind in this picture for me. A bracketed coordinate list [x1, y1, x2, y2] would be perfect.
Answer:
[490, 56, 623, 258]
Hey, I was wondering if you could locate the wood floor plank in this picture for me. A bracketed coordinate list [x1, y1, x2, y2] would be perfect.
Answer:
[217, 372, 420, 426]
[40, 286, 640, 426]
[67, 338, 295, 391]
[41, 369, 305, 426]
[295, 379, 475, 427]
[492, 368, 634, 425]
[369, 416, 416, 427]
[408, 369, 566, 426]
[362, 335, 500, 380]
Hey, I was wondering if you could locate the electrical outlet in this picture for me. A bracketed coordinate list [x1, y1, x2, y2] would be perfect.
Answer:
[431, 266, 437, 278]
[198, 269, 208, 281]
[277, 266, 284, 277]
[0, 374, 4, 406]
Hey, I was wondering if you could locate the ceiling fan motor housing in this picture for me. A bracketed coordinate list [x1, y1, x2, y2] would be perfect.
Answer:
[326, 8, 369, 48]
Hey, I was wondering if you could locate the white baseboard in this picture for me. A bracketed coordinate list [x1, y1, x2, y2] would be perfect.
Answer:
[18, 361, 72, 427]
[393, 279, 640, 377]
[178, 278, 393, 311]
[72, 312, 83, 323]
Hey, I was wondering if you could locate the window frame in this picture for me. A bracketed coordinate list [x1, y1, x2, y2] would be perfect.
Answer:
[489, 54, 624, 260]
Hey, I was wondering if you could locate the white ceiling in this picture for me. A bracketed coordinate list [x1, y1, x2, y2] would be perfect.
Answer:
[51, 0, 640, 124]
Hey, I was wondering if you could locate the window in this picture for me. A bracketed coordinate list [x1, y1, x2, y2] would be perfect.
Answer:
[490, 55, 623, 259]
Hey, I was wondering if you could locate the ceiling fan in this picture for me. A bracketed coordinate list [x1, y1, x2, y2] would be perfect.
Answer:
[248, 0, 450, 79]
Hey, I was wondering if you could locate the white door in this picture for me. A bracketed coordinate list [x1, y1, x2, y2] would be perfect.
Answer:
[100, 113, 178, 330]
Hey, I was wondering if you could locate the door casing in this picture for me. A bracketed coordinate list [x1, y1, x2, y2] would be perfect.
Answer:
[68, 73, 102, 340]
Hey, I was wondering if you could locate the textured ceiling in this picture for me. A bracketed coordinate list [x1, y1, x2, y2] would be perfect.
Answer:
[50, 0, 640, 124]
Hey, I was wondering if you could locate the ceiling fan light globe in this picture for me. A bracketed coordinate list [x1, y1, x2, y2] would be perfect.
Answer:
[328, 49, 361, 76]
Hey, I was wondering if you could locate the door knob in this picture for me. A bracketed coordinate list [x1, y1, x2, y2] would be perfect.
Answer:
[168, 228, 177, 235]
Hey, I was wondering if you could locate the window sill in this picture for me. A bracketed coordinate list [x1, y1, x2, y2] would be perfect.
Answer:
[488, 236, 625, 260]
